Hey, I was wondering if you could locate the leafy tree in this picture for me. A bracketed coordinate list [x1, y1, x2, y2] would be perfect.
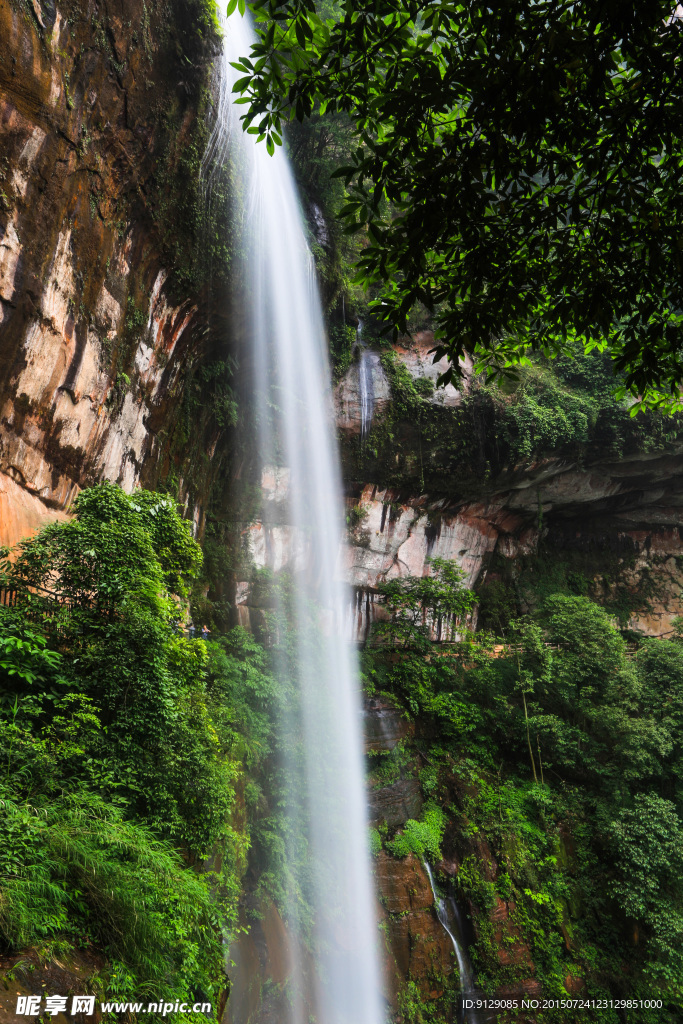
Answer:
[206, 626, 280, 771]
[537, 595, 626, 703]
[1, 484, 232, 853]
[634, 640, 683, 800]
[373, 556, 476, 647]
[0, 485, 265, 1007]
[608, 794, 683, 997]
[234, 1, 683, 407]
[366, 591, 683, 1011]
[8, 483, 201, 611]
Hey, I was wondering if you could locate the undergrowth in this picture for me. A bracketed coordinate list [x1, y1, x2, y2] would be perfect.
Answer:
[0, 484, 277, 1014]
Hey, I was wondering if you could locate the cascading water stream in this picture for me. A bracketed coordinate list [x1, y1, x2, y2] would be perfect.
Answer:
[203, 11, 383, 1024]
[356, 320, 375, 439]
[424, 862, 479, 1024]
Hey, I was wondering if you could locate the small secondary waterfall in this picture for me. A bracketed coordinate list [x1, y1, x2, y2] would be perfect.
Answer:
[424, 862, 479, 1024]
[357, 320, 375, 438]
[204, 11, 383, 1024]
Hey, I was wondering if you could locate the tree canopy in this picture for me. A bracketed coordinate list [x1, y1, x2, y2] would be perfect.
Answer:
[364, 585, 683, 1008]
[232, 0, 683, 409]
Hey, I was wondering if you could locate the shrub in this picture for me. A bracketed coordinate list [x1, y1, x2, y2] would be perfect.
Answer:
[387, 804, 445, 861]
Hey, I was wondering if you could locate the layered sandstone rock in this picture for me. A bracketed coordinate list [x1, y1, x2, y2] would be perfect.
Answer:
[236, 421, 683, 636]
[0, 0, 221, 547]
[0, 468, 67, 549]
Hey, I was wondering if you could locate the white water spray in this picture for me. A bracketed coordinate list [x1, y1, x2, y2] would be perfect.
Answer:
[424, 861, 479, 1024]
[356, 321, 375, 439]
[204, 12, 383, 1024]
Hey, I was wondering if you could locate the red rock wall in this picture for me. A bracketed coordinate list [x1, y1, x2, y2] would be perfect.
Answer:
[0, 0, 220, 547]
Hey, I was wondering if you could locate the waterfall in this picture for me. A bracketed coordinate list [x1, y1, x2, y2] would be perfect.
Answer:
[424, 861, 479, 1024]
[204, 11, 383, 1024]
[357, 320, 375, 439]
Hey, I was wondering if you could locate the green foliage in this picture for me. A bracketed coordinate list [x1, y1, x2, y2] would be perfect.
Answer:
[381, 350, 435, 421]
[238, 1, 683, 408]
[193, 0, 221, 37]
[125, 295, 147, 337]
[366, 589, 683, 1016]
[493, 350, 683, 464]
[397, 979, 453, 1024]
[368, 742, 411, 789]
[485, 541, 668, 635]
[0, 485, 274, 1008]
[346, 503, 369, 528]
[205, 627, 279, 771]
[456, 855, 497, 914]
[608, 794, 683, 996]
[329, 322, 356, 379]
[0, 792, 224, 1000]
[387, 804, 445, 861]
[476, 579, 518, 636]
[372, 557, 476, 648]
[9, 482, 201, 606]
[149, 33, 240, 297]
[1, 486, 235, 853]
[492, 367, 591, 462]
[288, 113, 363, 311]
[368, 827, 382, 857]
[197, 361, 239, 429]
[343, 343, 683, 508]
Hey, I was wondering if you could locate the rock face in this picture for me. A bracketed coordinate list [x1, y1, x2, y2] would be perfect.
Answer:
[335, 331, 470, 436]
[336, 348, 393, 435]
[364, 696, 413, 753]
[0, 949, 105, 1024]
[343, 488, 503, 639]
[0, 0, 223, 546]
[224, 900, 302, 1024]
[235, 467, 503, 638]
[4, 8, 683, 1020]
[237, 465, 683, 639]
[375, 851, 454, 1008]
[364, 696, 459, 1013]
[0, 468, 67, 548]
[235, 332, 683, 637]
[368, 775, 423, 831]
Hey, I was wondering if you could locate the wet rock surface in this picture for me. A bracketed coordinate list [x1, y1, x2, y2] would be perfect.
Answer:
[0, 950, 105, 1024]
[224, 901, 299, 1024]
[335, 331, 470, 436]
[364, 696, 412, 753]
[374, 852, 454, 1006]
[0, 0, 221, 544]
[364, 697, 423, 829]
[375, 850, 434, 914]
[368, 775, 423, 831]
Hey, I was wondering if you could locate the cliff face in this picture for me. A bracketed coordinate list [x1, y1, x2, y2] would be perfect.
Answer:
[0, 0, 227, 547]
[232, 331, 683, 639]
[332, 331, 683, 636]
[6, 2, 682, 622]
[224, 699, 457, 1024]
[3, 10, 683, 1019]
